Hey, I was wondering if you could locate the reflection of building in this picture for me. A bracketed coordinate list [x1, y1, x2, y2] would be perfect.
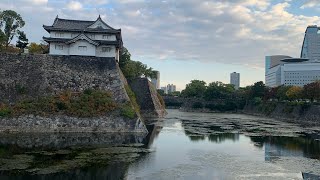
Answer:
[43, 16, 122, 61]
[230, 72, 240, 89]
[265, 26, 320, 87]
[167, 84, 176, 94]
[151, 71, 160, 89]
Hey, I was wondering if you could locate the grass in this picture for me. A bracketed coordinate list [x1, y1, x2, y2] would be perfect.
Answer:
[124, 84, 140, 115]
[0, 89, 117, 118]
[120, 103, 136, 119]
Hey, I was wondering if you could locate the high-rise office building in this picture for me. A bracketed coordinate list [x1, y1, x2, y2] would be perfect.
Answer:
[151, 71, 160, 89]
[230, 72, 240, 89]
[166, 84, 176, 94]
[301, 25, 320, 61]
[265, 55, 292, 87]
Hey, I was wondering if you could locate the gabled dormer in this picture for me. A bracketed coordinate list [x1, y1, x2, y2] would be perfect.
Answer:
[87, 15, 116, 30]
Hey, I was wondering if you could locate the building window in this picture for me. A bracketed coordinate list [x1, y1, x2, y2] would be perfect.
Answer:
[102, 47, 111, 52]
[55, 45, 63, 50]
[78, 46, 87, 51]
[102, 35, 111, 39]
[90, 34, 95, 39]
[55, 32, 64, 37]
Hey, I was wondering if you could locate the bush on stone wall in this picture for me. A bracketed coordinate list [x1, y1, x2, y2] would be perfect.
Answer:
[0, 89, 117, 118]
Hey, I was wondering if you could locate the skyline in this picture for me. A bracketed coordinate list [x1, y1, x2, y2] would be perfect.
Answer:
[1, 0, 320, 90]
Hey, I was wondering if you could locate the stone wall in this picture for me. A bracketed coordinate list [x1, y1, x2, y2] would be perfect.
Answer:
[0, 53, 148, 133]
[243, 103, 320, 125]
[129, 78, 167, 118]
[0, 53, 129, 103]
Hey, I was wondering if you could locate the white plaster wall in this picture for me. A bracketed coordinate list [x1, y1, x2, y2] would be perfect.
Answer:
[69, 40, 96, 56]
[50, 31, 79, 38]
[96, 45, 116, 57]
[49, 42, 69, 55]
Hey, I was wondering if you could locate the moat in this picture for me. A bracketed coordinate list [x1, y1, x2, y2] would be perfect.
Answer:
[0, 109, 320, 179]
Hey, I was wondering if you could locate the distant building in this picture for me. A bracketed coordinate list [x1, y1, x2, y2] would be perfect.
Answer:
[151, 71, 160, 89]
[43, 15, 122, 61]
[167, 84, 176, 94]
[161, 86, 167, 94]
[301, 25, 320, 61]
[265, 55, 292, 87]
[265, 26, 320, 87]
[265, 58, 320, 87]
[230, 72, 240, 90]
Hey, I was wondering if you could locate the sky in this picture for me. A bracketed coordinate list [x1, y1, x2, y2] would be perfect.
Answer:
[1, 0, 320, 90]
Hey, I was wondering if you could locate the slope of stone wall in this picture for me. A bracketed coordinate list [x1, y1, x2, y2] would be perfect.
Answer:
[129, 78, 167, 118]
[0, 53, 129, 103]
[0, 53, 147, 133]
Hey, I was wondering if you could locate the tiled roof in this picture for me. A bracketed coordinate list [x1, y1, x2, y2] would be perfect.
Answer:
[43, 17, 121, 33]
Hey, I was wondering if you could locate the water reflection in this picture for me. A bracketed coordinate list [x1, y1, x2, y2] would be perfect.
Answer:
[250, 136, 320, 161]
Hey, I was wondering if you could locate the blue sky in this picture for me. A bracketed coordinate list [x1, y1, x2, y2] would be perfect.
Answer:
[1, 0, 320, 90]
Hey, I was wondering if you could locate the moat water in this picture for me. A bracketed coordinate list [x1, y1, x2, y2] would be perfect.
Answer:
[0, 109, 320, 180]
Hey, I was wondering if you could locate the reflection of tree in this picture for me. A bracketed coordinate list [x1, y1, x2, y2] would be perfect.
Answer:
[189, 135, 206, 142]
[208, 133, 239, 143]
[250, 136, 320, 160]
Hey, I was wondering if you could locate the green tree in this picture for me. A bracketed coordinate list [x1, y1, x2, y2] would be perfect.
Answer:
[119, 47, 157, 80]
[0, 10, 25, 48]
[16, 30, 28, 52]
[249, 81, 266, 99]
[181, 80, 206, 98]
[204, 81, 235, 100]
[276, 85, 291, 101]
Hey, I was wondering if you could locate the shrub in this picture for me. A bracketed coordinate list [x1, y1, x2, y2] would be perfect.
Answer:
[192, 102, 203, 109]
[0, 105, 11, 117]
[120, 104, 136, 119]
[124, 85, 140, 114]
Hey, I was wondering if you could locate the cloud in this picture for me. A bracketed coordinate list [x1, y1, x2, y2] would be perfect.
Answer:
[67, 1, 83, 11]
[301, 0, 319, 9]
[0, 0, 319, 70]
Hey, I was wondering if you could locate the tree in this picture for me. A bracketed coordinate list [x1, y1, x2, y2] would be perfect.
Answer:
[119, 47, 131, 68]
[0, 10, 25, 48]
[181, 80, 206, 98]
[276, 85, 291, 101]
[286, 86, 303, 100]
[28, 42, 49, 54]
[249, 81, 266, 99]
[16, 30, 28, 52]
[204, 81, 235, 100]
[303, 81, 320, 101]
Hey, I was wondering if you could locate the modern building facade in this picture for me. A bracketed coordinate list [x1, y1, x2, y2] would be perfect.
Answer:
[265, 55, 292, 87]
[265, 58, 320, 87]
[43, 15, 123, 61]
[230, 72, 240, 89]
[161, 86, 167, 94]
[151, 71, 160, 89]
[301, 25, 320, 61]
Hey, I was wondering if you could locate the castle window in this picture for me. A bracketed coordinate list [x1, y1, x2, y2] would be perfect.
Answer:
[90, 34, 95, 39]
[102, 35, 111, 39]
[78, 46, 87, 51]
[102, 47, 111, 52]
[55, 32, 64, 37]
[55, 45, 63, 50]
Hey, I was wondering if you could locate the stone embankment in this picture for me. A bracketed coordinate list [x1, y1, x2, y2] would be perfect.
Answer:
[0, 53, 150, 133]
[129, 78, 167, 119]
[243, 103, 320, 125]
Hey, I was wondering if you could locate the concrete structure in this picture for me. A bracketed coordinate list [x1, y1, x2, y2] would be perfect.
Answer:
[265, 55, 292, 87]
[167, 84, 176, 94]
[151, 71, 160, 89]
[265, 58, 320, 87]
[43, 15, 122, 61]
[230, 72, 240, 89]
[301, 25, 320, 61]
